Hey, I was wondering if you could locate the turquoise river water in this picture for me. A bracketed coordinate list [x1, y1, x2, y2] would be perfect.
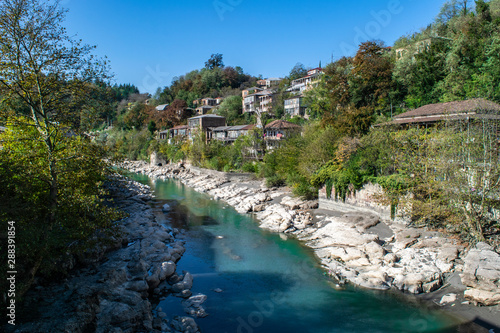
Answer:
[132, 174, 463, 333]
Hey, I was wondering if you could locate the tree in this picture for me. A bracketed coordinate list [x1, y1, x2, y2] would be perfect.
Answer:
[350, 41, 394, 112]
[205, 53, 224, 70]
[0, 0, 115, 296]
[437, 0, 474, 24]
[216, 95, 243, 125]
[288, 63, 308, 81]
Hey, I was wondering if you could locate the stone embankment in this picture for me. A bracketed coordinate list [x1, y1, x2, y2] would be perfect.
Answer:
[11, 175, 203, 333]
[122, 160, 500, 309]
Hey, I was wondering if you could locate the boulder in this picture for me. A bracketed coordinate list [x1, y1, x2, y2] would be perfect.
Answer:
[182, 294, 208, 318]
[171, 316, 200, 333]
[159, 261, 176, 281]
[464, 289, 500, 306]
[461, 243, 500, 306]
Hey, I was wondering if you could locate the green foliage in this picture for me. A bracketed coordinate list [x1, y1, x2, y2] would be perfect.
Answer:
[288, 63, 308, 81]
[205, 53, 224, 70]
[106, 128, 155, 161]
[0, 122, 122, 298]
[217, 95, 244, 125]
[147, 120, 157, 135]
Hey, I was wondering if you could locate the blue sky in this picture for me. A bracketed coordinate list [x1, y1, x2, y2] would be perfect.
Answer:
[63, 0, 446, 94]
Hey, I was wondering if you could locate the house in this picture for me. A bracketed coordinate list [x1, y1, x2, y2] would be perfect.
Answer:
[170, 125, 189, 139]
[211, 124, 256, 143]
[210, 126, 233, 142]
[258, 90, 275, 114]
[196, 105, 214, 115]
[227, 124, 255, 140]
[156, 104, 169, 111]
[188, 114, 226, 142]
[201, 98, 217, 107]
[0, 126, 6, 134]
[389, 99, 500, 126]
[215, 97, 224, 105]
[264, 119, 301, 149]
[284, 95, 307, 117]
[395, 36, 451, 61]
[287, 68, 323, 94]
[243, 90, 275, 114]
[242, 87, 263, 98]
[257, 78, 282, 89]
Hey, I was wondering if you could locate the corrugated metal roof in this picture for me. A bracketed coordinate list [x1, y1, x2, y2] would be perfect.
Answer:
[156, 104, 169, 111]
[211, 126, 232, 131]
[189, 114, 225, 120]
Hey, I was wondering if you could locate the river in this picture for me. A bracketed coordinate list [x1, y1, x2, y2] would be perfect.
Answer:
[131, 174, 460, 333]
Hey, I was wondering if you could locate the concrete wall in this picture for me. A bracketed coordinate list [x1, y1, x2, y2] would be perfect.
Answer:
[186, 165, 254, 182]
[319, 182, 411, 223]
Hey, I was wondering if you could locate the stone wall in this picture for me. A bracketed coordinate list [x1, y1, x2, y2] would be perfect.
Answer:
[319, 182, 411, 223]
[186, 165, 254, 182]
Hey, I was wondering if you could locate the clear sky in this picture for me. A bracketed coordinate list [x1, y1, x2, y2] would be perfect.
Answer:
[63, 0, 446, 94]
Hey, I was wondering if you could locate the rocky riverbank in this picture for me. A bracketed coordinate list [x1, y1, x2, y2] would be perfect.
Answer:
[9, 175, 204, 333]
[121, 160, 500, 330]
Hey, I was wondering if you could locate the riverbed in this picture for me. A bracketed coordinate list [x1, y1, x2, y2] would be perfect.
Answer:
[132, 173, 461, 333]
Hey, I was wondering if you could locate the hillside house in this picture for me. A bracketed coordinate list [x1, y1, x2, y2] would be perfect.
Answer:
[288, 68, 323, 94]
[211, 124, 256, 143]
[188, 114, 226, 142]
[196, 105, 214, 115]
[244, 90, 275, 114]
[284, 95, 307, 117]
[257, 78, 282, 89]
[201, 98, 217, 106]
[264, 119, 301, 149]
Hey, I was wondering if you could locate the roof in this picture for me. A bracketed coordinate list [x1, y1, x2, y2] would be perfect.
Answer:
[211, 126, 232, 132]
[392, 99, 500, 124]
[265, 119, 301, 130]
[171, 125, 189, 130]
[244, 87, 264, 92]
[156, 104, 169, 111]
[285, 95, 303, 101]
[196, 105, 214, 109]
[227, 124, 255, 131]
[189, 114, 225, 120]
[211, 124, 255, 132]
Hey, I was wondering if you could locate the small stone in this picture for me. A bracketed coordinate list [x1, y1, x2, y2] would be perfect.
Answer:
[440, 293, 457, 304]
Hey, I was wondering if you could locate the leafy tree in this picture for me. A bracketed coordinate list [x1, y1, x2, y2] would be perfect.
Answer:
[288, 63, 308, 81]
[394, 39, 451, 108]
[0, 0, 117, 296]
[205, 53, 224, 70]
[147, 120, 157, 135]
[437, 0, 474, 24]
[350, 41, 394, 112]
[217, 95, 243, 125]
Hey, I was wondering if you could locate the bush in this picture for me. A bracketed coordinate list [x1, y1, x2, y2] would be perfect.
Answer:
[266, 175, 286, 188]
[241, 162, 257, 173]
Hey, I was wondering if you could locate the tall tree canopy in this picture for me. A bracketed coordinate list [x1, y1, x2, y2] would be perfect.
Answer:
[0, 0, 118, 297]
